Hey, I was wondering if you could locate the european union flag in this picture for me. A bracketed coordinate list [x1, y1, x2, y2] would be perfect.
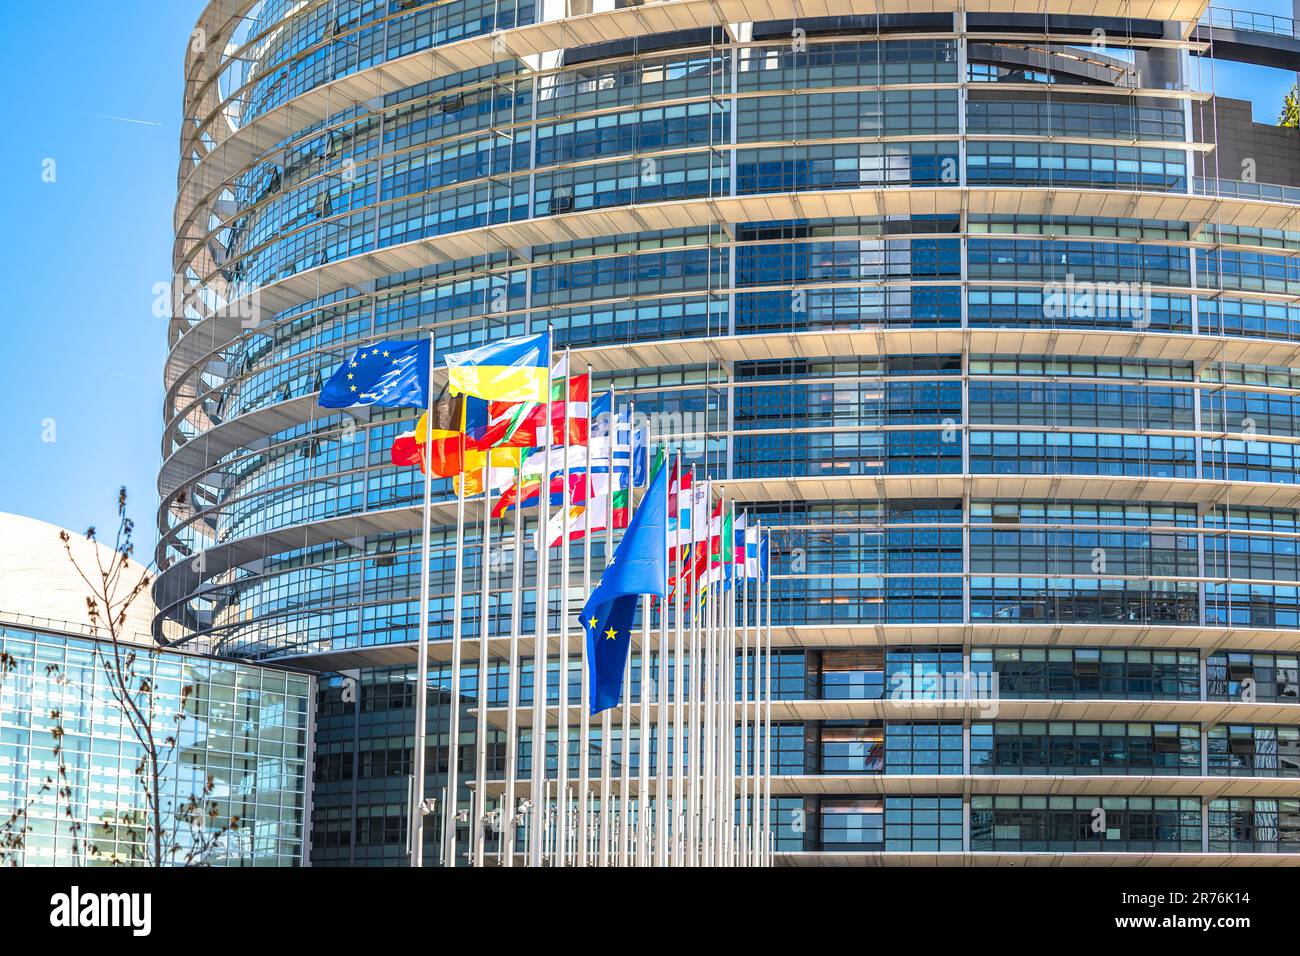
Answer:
[581, 460, 668, 714]
[319, 340, 432, 408]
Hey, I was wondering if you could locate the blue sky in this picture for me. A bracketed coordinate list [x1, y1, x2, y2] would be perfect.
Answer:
[1207, 0, 1298, 121]
[0, 1, 1292, 558]
[0, 1, 204, 554]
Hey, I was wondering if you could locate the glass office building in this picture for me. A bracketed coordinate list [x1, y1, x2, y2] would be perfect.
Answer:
[0, 618, 313, 866]
[161, 0, 1300, 864]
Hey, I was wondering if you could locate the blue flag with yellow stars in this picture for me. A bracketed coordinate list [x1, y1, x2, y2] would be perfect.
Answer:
[318, 340, 432, 408]
[581, 458, 668, 715]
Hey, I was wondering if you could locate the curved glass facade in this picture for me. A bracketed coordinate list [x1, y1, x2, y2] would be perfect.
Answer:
[166, 1, 1300, 864]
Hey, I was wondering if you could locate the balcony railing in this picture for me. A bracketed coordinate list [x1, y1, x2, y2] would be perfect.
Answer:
[1195, 176, 1300, 206]
[1201, 6, 1300, 39]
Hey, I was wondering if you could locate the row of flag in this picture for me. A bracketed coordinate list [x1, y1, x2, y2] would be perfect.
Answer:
[667, 465, 769, 602]
[319, 331, 641, 549]
[316, 327, 775, 866]
[317, 328, 769, 712]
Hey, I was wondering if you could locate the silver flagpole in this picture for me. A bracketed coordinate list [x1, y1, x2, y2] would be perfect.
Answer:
[702, 477, 714, 868]
[763, 529, 772, 866]
[598, 384, 615, 866]
[557, 350, 572, 865]
[618, 399, 635, 867]
[712, 493, 722, 869]
[728, 505, 737, 867]
[717, 495, 728, 867]
[578, 363, 594, 866]
[739, 510, 749, 867]
[733, 508, 742, 865]
[503, 462, 524, 866]
[655, 440, 670, 866]
[723, 498, 732, 866]
[670, 449, 685, 866]
[686, 466, 701, 866]
[636, 427, 654, 866]
[754, 525, 762, 867]
[528, 339, 554, 866]
[544, 780, 552, 861]
[409, 331, 437, 866]
[702, 498, 712, 869]
[709, 493, 720, 868]
[754, 527, 763, 867]
[618, 649, 631, 866]
[754, 522, 759, 868]
[637, 583, 651, 867]
[751, 521, 764, 867]
[712, 488, 724, 866]
[720, 496, 732, 866]
[473, 459, 492, 866]
[444, 428, 468, 868]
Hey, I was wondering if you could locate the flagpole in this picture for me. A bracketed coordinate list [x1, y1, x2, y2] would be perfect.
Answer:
[578, 363, 594, 866]
[763, 529, 772, 867]
[475, 455, 499, 868]
[557, 349, 572, 865]
[750, 519, 761, 866]
[717, 496, 728, 863]
[635, 426, 653, 866]
[528, 336, 554, 866]
[702, 489, 712, 868]
[713, 487, 724, 867]
[473, 459, 493, 866]
[655, 441, 670, 866]
[598, 384, 615, 866]
[731, 505, 741, 865]
[703, 486, 711, 870]
[719, 495, 731, 866]
[686, 465, 700, 866]
[702, 477, 714, 868]
[636, 583, 650, 868]
[751, 521, 764, 867]
[670, 450, 684, 866]
[739, 509, 749, 867]
[503, 462, 524, 866]
[729, 499, 739, 866]
[617, 399, 635, 868]
[715, 493, 726, 866]
[443, 425, 468, 867]
[636, 428, 654, 866]
[409, 331, 437, 866]
[719, 505, 727, 869]
[618, 647, 631, 866]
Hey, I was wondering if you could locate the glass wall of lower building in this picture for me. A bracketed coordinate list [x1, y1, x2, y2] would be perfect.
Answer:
[0, 622, 313, 866]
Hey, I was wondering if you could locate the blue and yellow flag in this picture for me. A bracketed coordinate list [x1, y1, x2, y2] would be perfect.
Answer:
[445, 331, 550, 404]
[580, 459, 667, 714]
[319, 340, 432, 408]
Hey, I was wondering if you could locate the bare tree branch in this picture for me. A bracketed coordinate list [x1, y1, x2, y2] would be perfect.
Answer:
[52, 488, 244, 866]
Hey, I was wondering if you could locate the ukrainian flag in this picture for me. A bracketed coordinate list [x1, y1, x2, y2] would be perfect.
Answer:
[445, 331, 550, 404]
